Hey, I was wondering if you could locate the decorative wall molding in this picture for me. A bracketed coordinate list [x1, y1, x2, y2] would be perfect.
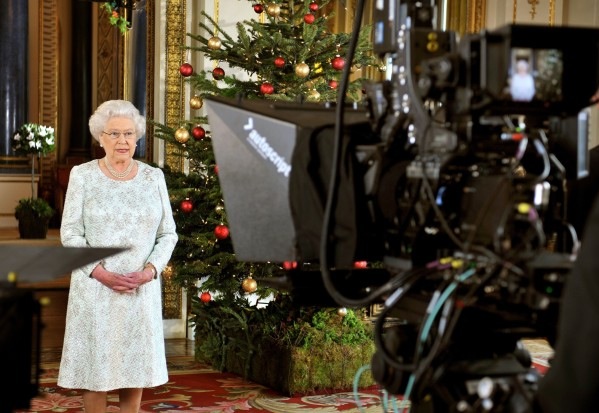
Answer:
[164, 0, 187, 172]
[38, 0, 59, 193]
[510, 0, 562, 25]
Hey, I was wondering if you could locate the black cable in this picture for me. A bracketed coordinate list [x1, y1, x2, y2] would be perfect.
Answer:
[319, 0, 372, 308]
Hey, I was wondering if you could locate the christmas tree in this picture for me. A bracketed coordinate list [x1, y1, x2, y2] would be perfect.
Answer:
[154, 0, 379, 384]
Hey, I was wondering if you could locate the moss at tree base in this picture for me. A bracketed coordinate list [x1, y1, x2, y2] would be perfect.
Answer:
[196, 337, 376, 396]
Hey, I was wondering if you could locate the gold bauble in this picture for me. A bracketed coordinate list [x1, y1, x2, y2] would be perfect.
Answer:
[337, 307, 348, 316]
[242, 276, 258, 293]
[266, 3, 281, 16]
[207, 36, 222, 50]
[174, 127, 190, 143]
[295, 62, 310, 78]
[307, 89, 320, 101]
[215, 204, 225, 214]
[189, 95, 204, 109]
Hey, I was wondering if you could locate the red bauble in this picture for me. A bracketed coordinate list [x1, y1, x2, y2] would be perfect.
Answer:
[274, 56, 286, 68]
[260, 82, 274, 95]
[283, 261, 298, 270]
[309, 2, 319, 12]
[303, 13, 315, 24]
[331, 56, 346, 71]
[253, 3, 264, 13]
[214, 164, 219, 174]
[200, 291, 211, 303]
[353, 261, 368, 269]
[179, 62, 193, 77]
[328, 79, 339, 89]
[180, 199, 193, 213]
[192, 125, 206, 140]
[214, 224, 230, 240]
[212, 67, 225, 80]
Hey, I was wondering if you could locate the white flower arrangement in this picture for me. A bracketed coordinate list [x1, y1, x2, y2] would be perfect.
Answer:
[11, 123, 56, 156]
[11, 123, 57, 221]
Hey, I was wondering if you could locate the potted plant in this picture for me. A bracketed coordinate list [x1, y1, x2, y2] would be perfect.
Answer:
[11, 123, 56, 239]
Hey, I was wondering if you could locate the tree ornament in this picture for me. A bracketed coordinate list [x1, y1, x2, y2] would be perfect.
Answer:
[303, 13, 315, 24]
[338, 307, 348, 316]
[253, 3, 264, 13]
[328, 79, 339, 89]
[215, 204, 225, 214]
[242, 276, 258, 293]
[331, 55, 345, 71]
[174, 126, 190, 143]
[180, 198, 193, 213]
[354, 260, 368, 268]
[179, 62, 193, 77]
[214, 224, 230, 240]
[295, 62, 310, 78]
[307, 89, 320, 101]
[283, 261, 298, 270]
[212, 67, 225, 80]
[207, 36, 222, 50]
[266, 3, 281, 16]
[260, 82, 274, 95]
[309, 1, 319, 12]
[200, 291, 212, 303]
[189, 95, 203, 109]
[274, 56, 286, 68]
[192, 125, 206, 140]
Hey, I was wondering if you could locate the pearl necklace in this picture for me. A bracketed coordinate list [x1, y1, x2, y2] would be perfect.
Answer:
[104, 157, 135, 179]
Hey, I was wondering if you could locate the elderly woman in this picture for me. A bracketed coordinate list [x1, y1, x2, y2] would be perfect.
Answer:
[58, 100, 178, 413]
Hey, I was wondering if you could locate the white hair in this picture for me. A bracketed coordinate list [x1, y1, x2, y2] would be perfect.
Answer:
[88, 100, 146, 142]
[516, 60, 529, 71]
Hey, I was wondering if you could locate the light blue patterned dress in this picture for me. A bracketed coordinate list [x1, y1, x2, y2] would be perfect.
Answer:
[58, 160, 178, 391]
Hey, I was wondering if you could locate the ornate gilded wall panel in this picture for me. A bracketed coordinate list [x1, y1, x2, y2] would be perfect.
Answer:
[446, 0, 487, 34]
[161, 0, 187, 319]
[146, 0, 155, 162]
[512, 0, 557, 25]
[164, 0, 187, 172]
[39, 0, 60, 193]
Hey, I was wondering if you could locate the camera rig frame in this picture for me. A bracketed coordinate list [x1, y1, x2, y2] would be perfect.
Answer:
[204, 1, 599, 411]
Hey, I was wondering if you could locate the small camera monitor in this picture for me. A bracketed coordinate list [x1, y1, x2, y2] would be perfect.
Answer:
[503, 48, 563, 104]
[471, 24, 599, 117]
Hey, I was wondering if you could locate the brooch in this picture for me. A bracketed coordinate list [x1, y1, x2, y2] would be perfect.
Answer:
[144, 169, 155, 182]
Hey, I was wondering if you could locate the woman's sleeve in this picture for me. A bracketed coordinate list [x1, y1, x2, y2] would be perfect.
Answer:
[145, 168, 178, 273]
[60, 165, 100, 275]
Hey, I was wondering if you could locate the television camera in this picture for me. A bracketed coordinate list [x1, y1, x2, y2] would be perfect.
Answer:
[204, 1, 599, 411]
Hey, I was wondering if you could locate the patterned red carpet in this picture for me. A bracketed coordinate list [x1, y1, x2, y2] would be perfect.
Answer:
[16, 357, 392, 413]
[16, 340, 551, 413]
